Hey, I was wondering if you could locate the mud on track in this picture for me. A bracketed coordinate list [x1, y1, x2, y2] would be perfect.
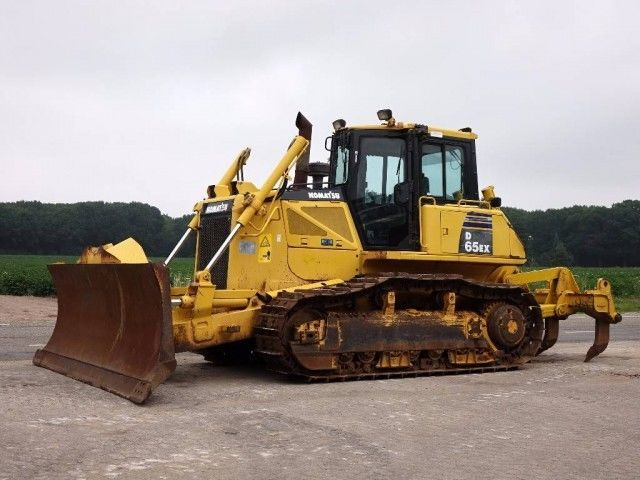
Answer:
[1, 295, 639, 480]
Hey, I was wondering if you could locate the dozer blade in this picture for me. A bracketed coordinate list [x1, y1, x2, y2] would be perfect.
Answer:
[33, 263, 176, 403]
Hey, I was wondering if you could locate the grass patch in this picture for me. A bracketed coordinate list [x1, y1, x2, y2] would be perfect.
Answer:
[569, 266, 640, 299]
[0, 255, 196, 296]
[613, 296, 640, 313]
[0, 255, 75, 296]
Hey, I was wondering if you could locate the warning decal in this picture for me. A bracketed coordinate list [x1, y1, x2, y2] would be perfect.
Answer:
[258, 234, 272, 263]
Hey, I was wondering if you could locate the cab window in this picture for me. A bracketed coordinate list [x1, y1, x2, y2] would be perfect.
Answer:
[332, 145, 349, 185]
[421, 143, 464, 200]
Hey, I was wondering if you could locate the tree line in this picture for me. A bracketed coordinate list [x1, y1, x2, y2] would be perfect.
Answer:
[0, 200, 638, 266]
[503, 200, 640, 267]
[0, 201, 195, 258]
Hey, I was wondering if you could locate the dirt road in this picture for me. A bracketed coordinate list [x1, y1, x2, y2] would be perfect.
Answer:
[1, 295, 639, 479]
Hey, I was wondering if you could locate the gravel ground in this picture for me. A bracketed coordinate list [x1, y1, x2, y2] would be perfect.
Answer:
[0, 295, 638, 480]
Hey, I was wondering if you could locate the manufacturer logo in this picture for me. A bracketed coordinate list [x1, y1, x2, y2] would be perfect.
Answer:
[205, 202, 229, 214]
[307, 191, 341, 200]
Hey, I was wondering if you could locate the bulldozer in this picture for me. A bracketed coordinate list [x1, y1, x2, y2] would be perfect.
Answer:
[34, 110, 622, 403]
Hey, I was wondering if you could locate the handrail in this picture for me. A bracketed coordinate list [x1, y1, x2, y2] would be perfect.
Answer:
[418, 195, 437, 206]
[457, 198, 491, 209]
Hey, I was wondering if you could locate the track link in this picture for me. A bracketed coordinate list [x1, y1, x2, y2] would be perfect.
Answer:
[255, 273, 543, 381]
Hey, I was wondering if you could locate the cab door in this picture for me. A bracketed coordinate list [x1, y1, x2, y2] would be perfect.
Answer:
[349, 135, 412, 249]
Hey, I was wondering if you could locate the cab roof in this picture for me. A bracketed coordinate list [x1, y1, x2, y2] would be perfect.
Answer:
[343, 123, 478, 140]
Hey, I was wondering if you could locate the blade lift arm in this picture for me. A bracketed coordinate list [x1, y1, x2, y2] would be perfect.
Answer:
[204, 135, 309, 272]
[172, 136, 310, 310]
[212, 148, 252, 198]
[164, 148, 252, 266]
[164, 136, 305, 270]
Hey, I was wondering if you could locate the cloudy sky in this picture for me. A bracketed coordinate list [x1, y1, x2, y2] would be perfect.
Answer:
[1, 1, 638, 217]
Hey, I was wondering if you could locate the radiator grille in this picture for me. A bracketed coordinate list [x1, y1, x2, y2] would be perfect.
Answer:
[287, 209, 328, 237]
[301, 206, 353, 242]
[197, 202, 232, 288]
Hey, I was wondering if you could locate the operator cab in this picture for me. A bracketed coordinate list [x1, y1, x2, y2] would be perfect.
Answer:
[327, 109, 479, 250]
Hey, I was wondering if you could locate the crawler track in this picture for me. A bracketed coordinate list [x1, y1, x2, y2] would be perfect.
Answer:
[255, 273, 543, 380]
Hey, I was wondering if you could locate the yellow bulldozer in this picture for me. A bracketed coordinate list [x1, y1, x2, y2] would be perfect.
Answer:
[34, 110, 622, 403]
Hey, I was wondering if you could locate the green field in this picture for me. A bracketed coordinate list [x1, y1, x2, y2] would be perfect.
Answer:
[560, 267, 640, 311]
[0, 255, 194, 296]
[0, 255, 638, 311]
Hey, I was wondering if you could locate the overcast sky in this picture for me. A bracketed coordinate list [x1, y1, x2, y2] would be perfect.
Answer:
[1, 1, 638, 217]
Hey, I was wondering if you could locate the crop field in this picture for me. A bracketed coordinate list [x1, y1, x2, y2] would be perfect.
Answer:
[0, 255, 193, 296]
[0, 255, 638, 311]
[562, 267, 640, 311]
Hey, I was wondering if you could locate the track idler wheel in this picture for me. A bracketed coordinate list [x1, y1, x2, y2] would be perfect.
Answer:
[485, 303, 527, 351]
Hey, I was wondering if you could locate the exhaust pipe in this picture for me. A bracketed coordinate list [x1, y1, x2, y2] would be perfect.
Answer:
[293, 112, 312, 187]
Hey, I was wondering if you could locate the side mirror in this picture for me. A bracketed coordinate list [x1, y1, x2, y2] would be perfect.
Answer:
[324, 136, 333, 151]
[394, 181, 411, 205]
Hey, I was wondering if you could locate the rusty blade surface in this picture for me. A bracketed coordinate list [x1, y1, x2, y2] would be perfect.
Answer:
[33, 263, 176, 403]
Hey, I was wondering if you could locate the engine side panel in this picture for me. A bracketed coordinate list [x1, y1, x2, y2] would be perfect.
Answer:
[420, 203, 525, 260]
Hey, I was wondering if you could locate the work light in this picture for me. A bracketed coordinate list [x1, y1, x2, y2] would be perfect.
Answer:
[332, 119, 346, 131]
[377, 109, 392, 121]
